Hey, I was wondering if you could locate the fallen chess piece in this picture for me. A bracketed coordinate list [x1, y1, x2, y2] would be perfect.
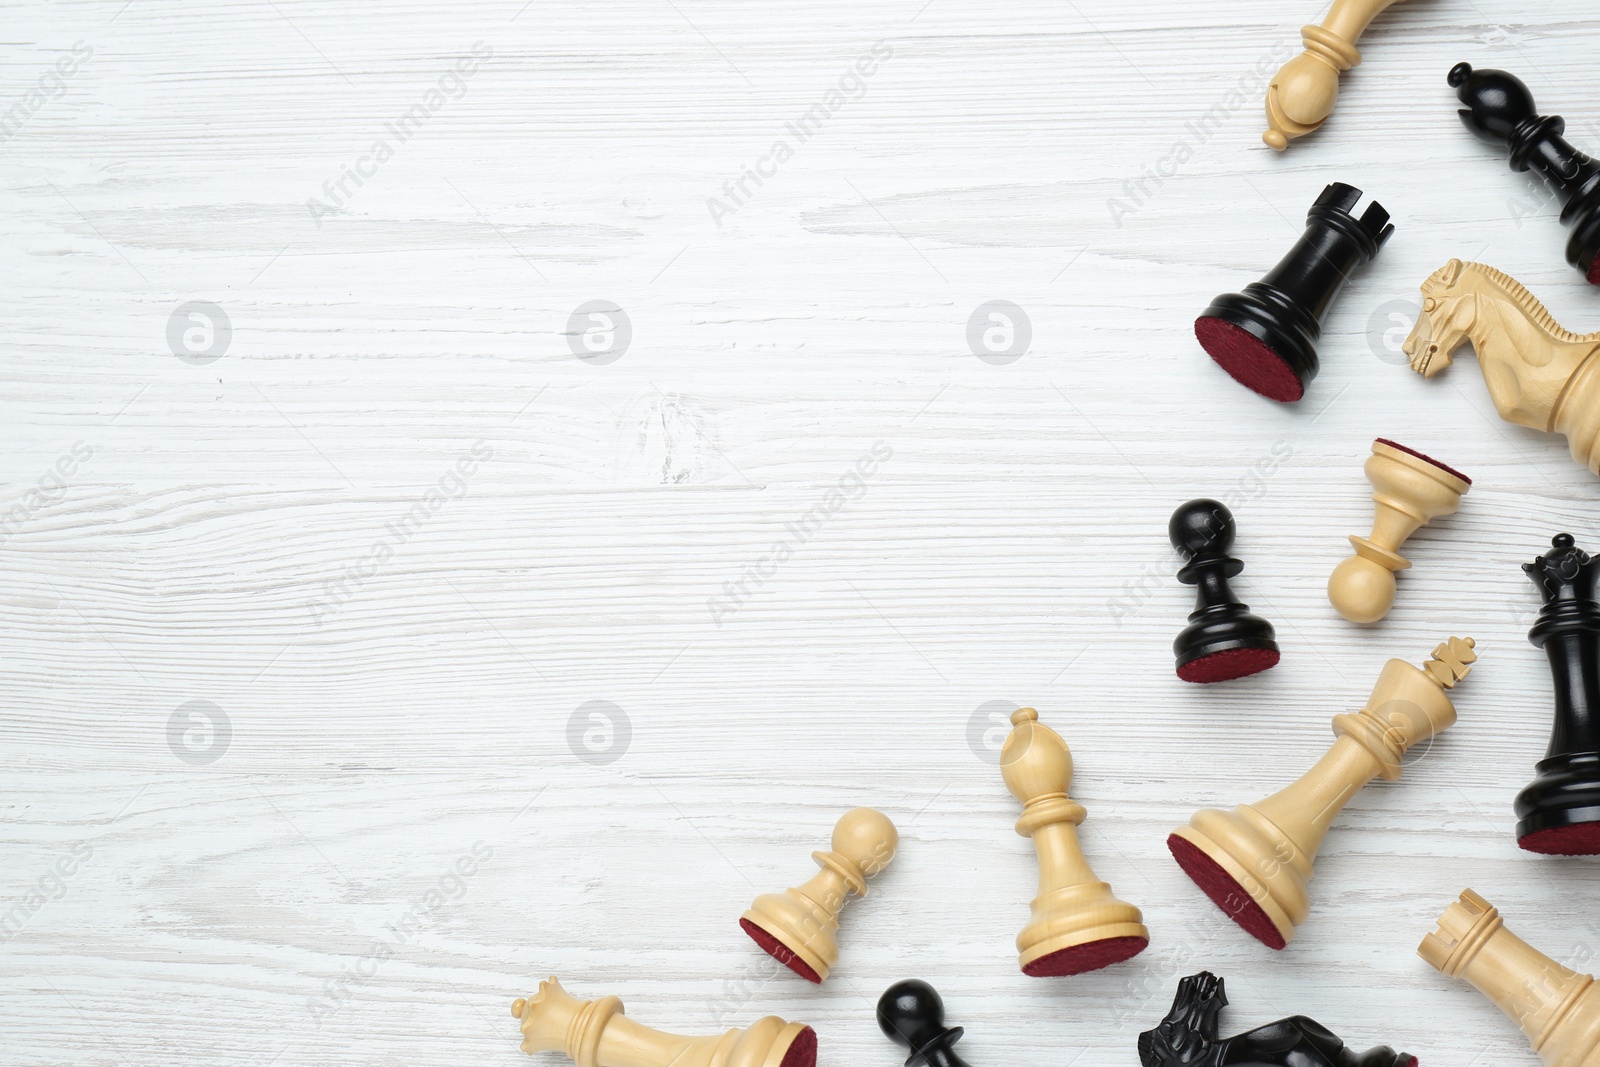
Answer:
[877, 980, 975, 1067]
[1170, 499, 1279, 682]
[740, 807, 898, 982]
[1263, 0, 1410, 150]
[1402, 259, 1600, 475]
[1328, 439, 1470, 624]
[1197, 183, 1393, 402]
[1169, 637, 1476, 948]
[1517, 535, 1600, 855]
[1140, 971, 1416, 1067]
[1450, 63, 1600, 285]
[511, 977, 816, 1067]
[1001, 707, 1148, 975]
[1420, 890, 1600, 1067]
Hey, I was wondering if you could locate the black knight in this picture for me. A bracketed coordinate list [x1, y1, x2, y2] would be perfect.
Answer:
[1139, 972, 1414, 1067]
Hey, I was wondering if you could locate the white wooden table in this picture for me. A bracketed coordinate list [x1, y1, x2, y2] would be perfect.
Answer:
[5, 1, 1600, 1063]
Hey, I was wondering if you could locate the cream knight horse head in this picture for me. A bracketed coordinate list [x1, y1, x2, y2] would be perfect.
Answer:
[1402, 258, 1600, 475]
[1402, 259, 1480, 379]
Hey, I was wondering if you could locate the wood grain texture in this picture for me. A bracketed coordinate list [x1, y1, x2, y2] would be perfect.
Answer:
[4, 0, 1600, 1064]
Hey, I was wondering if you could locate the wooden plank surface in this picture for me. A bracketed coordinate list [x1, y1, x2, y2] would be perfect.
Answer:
[4, 0, 1600, 1063]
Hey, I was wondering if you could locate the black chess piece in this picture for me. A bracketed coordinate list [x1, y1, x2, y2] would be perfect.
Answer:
[1195, 182, 1394, 403]
[1169, 499, 1279, 684]
[877, 980, 974, 1067]
[1450, 63, 1600, 286]
[1516, 533, 1600, 855]
[1139, 972, 1415, 1067]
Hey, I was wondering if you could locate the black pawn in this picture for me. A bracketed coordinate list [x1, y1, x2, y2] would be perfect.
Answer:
[1195, 182, 1393, 403]
[877, 980, 973, 1067]
[1170, 500, 1279, 684]
[1450, 63, 1600, 286]
[1516, 533, 1600, 855]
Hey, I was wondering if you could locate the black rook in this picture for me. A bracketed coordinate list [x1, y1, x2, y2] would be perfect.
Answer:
[1195, 182, 1393, 403]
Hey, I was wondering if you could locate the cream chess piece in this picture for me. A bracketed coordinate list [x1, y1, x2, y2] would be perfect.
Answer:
[1001, 707, 1148, 976]
[1169, 638, 1477, 949]
[511, 977, 816, 1067]
[1404, 259, 1600, 475]
[740, 807, 897, 983]
[1264, 0, 1409, 150]
[1420, 890, 1600, 1067]
[1328, 439, 1470, 623]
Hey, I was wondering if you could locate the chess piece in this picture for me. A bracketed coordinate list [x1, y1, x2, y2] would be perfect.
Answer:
[1263, 0, 1409, 151]
[1197, 183, 1393, 401]
[511, 977, 817, 1067]
[1328, 439, 1471, 624]
[1517, 535, 1600, 855]
[740, 807, 898, 982]
[1450, 64, 1600, 285]
[1170, 499, 1279, 683]
[1140, 971, 1416, 1067]
[1402, 259, 1600, 475]
[1169, 637, 1477, 949]
[877, 980, 974, 1067]
[1420, 890, 1600, 1067]
[1001, 706, 1148, 976]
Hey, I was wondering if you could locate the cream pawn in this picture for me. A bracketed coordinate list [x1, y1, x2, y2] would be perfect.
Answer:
[740, 807, 897, 983]
[1328, 439, 1470, 623]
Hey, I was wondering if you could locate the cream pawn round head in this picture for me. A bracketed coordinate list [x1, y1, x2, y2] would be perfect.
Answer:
[1327, 554, 1397, 624]
[831, 807, 898, 877]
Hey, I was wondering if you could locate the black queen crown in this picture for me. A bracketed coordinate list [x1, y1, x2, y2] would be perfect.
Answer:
[1517, 534, 1600, 854]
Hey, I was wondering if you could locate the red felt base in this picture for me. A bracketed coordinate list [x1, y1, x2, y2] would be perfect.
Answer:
[1177, 646, 1280, 684]
[1518, 821, 1600, 856]
[1588, 257, 1600, 286]
[740, 918, 823, 983]
[1375, 438, 1472, 485]
[1195, 317, 1304, 403]
[1167, 834, 1287, 950]
[779, 1026, 818, 1067]
[1023, 935, 1148, 977]
[1400, 1057, 1418, 1067]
